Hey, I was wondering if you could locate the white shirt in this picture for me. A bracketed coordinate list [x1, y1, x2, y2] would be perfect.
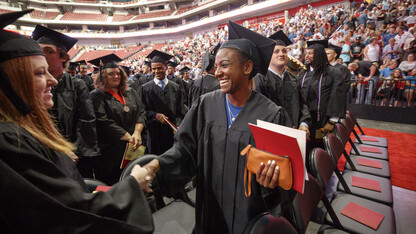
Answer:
[153, 77, 168, 88]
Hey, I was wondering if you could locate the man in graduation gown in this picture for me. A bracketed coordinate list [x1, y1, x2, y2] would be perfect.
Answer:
[142, 21, 292, 234]
[188, 44, 221, 106]
[32, 25, 100, 178]
[179, 66, 193, 108]
[137, 60, 154, 86]
[326, 44, 352, 93]
[0, 10, 153, 233]
[66, 61, 78, 77]
[140, 50, 186, 155]
[122, 65, 141, 93]
[298, 40, 345, 147]
[254, 31, 311, 137]
[76, 60, 95, 92]
[166, 60, 182, 84]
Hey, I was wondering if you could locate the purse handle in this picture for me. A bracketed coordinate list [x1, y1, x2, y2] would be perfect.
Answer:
[241, 145, 253, 197]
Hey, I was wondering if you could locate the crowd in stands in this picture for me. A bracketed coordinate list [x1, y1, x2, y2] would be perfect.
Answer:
[115, 0, 416, 108]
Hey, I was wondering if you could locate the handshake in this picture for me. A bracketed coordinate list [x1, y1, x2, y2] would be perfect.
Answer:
[129, 159, 160, 193]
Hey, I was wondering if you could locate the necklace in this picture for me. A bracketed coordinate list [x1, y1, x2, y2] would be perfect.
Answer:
[226, 97, 238, 122]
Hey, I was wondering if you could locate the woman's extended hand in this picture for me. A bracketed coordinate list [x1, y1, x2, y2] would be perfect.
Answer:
[130, 165, 153, 193]
[256, 160, 280, 189]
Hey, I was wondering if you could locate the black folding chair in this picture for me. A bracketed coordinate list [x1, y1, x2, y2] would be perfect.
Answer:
[309, 148, 396, 234]
[324, 134, 393, 206]
[333, 123, 391, 178]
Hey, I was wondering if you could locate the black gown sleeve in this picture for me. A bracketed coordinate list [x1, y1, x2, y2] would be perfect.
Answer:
[327, 67, 346, 118]
[91, 90, 127, 141]
[0, 129, 153, 233]
[74, 79, 100, 157]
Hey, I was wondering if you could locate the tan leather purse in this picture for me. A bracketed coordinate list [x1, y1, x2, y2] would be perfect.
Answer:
[240, 144, 293, 197]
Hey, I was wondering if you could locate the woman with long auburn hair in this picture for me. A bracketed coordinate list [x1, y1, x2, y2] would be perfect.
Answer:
[0, 10, 155, 233]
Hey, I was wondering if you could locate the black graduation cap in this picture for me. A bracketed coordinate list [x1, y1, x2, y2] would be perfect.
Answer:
[67, 62, 78, 70]
[32, 25, 78, 52]
[328, 44, 342, 58]
[147, 50, 173, 64]
[307, 40, 329, 48]
[92, 66, 100, 74]
[268, 31, 292, 46]
[180, 66, 190, 73]
[88, 53, 122, 69]
[143, 59, 151, 67]
[167, 61, 178, 67]
[224, 21, 275, 78]
[78, 60, 87, 66]
[121, 65, 130, 75]
[201, 43, 221, 72]
[0, 9, 41, 115]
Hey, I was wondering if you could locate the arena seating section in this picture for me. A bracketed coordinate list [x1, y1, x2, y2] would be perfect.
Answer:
[61, 12, 108, 21]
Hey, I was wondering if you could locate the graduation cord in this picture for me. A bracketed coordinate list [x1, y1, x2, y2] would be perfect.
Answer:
[301, 72, 323, 121]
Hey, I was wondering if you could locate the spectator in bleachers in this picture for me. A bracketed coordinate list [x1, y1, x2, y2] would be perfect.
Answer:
[339, 40, 351, 64]
[404, 68, 416, 107]
[382, 38, 401, 63]
[32, 25, 100, 178]
[395, 26, 414, 49]
[358, 9, 369, 26]
[391, 68, 406, 107]
[348, 60, 380, 105]
[382, 25, 397, 46]
[381, 59, 401, 78]
[350, 36, 366, 60]
[363, 37, 381, 62]
[399, 53, 416, 75]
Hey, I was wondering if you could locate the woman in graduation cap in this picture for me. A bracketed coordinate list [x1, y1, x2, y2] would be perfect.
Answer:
[0, 10, 154, 233]
[188, 44, 221, 106]
[142, 21, 292, 234]
[89, 54, 147, 185]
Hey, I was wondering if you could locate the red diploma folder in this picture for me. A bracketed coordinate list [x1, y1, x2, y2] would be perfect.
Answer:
[359, 136, 379, 142]
[341, 202, 385, 230]
[162, 116, 178, 132]
[249, 123, 305, 194]
[93, 185, 111, 193]
[357, 158, 382, 169]
[359, 146, 382, 154]
[351, 176, 381, 192]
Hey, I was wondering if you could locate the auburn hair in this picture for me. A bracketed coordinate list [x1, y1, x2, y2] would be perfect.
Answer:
[97, 67, 129, 92]
[0, 56, 74, 153]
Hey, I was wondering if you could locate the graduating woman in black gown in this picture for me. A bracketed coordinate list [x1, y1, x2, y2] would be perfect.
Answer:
[90, 54, 147, 185]
[143, 21, 292, 234]
[0, 10, 154, 233]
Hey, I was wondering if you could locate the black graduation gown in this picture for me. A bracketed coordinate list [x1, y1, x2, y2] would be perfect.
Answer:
[332, 63, 352, 92]
[254, 70, 311, 128]
[138, 73, 154, 86]
[127, 77, 141, 93]
[77, 74, 95, 92]
[167, 75, 182, 85]
[157, 90, 292, 234]
[179, 78, 193, 108]
[90, 89, 147, 185]
[50, 73, 100, 176]
[299, 67, 345, 136]
[188, 74, 220, 106]
[0, 123, 153, 233]
[140, 80, 186, 155]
